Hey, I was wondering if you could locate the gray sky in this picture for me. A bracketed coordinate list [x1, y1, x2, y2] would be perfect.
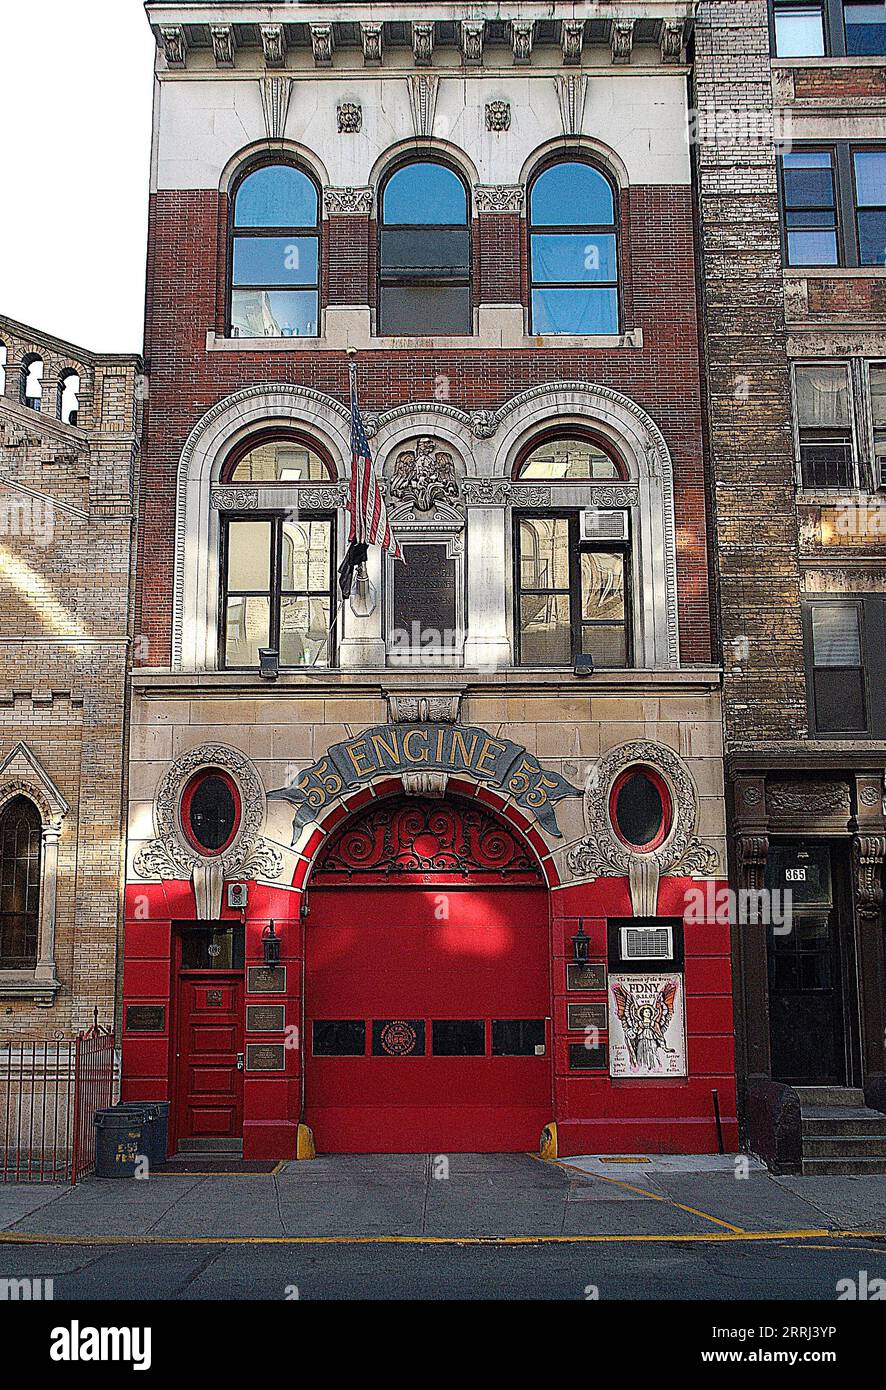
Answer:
[0, 0, 154, 354]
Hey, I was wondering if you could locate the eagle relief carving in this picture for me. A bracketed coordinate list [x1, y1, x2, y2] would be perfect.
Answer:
[390, 439, 460, 513]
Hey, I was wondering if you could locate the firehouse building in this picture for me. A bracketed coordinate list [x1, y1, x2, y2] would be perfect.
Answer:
[123, 1, 736, 1159]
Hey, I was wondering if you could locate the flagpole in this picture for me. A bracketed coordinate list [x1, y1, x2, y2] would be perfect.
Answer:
[310, 348, 359, 668]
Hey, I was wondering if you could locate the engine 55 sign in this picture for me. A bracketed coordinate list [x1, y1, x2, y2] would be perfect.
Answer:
[269, 722, 581, 840]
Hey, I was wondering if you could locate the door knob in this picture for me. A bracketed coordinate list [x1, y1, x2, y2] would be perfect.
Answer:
[236, 1052, 244, 1071]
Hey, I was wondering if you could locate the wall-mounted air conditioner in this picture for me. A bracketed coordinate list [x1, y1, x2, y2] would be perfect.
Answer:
[580, 508, 629, 543]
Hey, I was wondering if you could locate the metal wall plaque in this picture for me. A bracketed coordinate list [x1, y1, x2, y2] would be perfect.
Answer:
[567, 1002, 608, 1032]
[247, 965, 286, 995]
[247, 1004, 285, 1033]
[569, 1042, 608, 1071]
[125, 1005, 166, 1034]
[246, 1043, 286, 1072]
[566, 962, 607, 992]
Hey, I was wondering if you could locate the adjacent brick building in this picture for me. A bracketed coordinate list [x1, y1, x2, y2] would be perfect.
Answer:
[694, 0, 886, 1171]
[0, 315, 141, 1040]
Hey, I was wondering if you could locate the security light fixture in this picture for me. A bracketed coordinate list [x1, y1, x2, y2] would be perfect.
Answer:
[571, 920, 590, 963]
[573, 653, 594, 678]
[263, 921, 281, 970]
[259, 647, 279, 680]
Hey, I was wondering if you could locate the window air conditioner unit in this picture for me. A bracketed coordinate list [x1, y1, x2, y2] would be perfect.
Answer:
[580, 508, 629, 543]
[619, 924, 673, 962]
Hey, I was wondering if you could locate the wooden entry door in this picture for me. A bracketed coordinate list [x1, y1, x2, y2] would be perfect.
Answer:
[175, 974, 244, 1146]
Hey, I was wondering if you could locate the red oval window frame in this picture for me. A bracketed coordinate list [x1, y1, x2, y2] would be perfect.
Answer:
[609, 766, 672, 853]
[180, 769, 242, 857]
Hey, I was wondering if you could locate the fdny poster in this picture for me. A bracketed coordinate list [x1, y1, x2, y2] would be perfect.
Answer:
[608, 973, 687, 1078]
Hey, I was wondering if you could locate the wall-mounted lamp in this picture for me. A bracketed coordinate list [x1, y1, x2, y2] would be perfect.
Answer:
[573, 653, 594, 679]
[263, 921, 281, 970]
[571, 920, 590, 963]
[259, 647, 279, 681]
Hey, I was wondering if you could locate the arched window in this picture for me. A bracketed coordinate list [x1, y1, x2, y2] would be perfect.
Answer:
[20, 354, 43, 411]
[379, 161, 471, 335]
[224, 432, 333, 483]
[229, 163, 319, 339]
[515, 433, 624, 481]
[529, 161, 619, 335]
[0, 796, 41, 969]
[0, 342, 7, 395]
[58, 369, 80, 425]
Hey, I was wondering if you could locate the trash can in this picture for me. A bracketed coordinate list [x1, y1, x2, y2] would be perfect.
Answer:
[115, 1102, 160, 1165]
[94, 1108, 147, 1178]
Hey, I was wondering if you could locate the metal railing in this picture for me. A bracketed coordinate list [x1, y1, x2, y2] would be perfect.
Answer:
[1, 1015, 115, 1184]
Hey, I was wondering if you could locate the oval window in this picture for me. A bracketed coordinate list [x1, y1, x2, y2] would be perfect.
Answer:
[610, 768, 671, 852]
[181, 771, 240, 855]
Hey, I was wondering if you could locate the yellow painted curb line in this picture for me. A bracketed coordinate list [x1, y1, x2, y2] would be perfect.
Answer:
[532, 1151, 745, 1234]
[0, 1228, 884, 1247]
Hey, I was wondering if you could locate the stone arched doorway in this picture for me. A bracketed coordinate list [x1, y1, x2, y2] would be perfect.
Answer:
[304, 794, 552, 1153]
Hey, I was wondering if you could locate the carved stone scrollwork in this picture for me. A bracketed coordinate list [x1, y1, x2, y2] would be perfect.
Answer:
[260, 77, 293, 141]
[390, 439, 461, 514]
[463, 480, 553, 506]
[323, 186, 373, 217]
[555, 74, 589, 137]
[310, 25, 334, 67]
[210, 25, 235, 67]
[160, 26, 187, 67]
[511, 21, 533, 64]
[611, 19, 635, 64]
[485, 102, 511, 134]
[561, 20, 584, 65]
[402, 772, 449, 799]
[660, 19, 686, 63]
[337, 102, 362, 134]
[566, 742, 718, 908]
[388, 695, 461, 725]
[260, 24, 286, 68]
[475, 184, 524, 214]
[408, 74, 439, 137]
[133, 745, 283, 894]
[735, 834, 770, 894]
[211, 487, 259, 511]
[361, 23, 383, 65]
[469, 410, 497, 440]
[854, 835, 886, 923]
[462, 20, 485, 65]
[412, 21, 434, 66]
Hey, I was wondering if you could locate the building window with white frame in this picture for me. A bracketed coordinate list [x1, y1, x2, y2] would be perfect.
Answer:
[794, 362, 856, 489]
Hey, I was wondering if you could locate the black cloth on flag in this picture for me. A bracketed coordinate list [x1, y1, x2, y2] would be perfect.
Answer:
[338, 540, 368, 599]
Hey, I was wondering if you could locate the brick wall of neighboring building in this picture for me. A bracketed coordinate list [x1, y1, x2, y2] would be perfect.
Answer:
[693, 0, 805, 751]
[0, 314, 141, 1037]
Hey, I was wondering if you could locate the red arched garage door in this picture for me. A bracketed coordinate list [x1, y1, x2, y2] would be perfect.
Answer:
[305, 796, 552, 1153]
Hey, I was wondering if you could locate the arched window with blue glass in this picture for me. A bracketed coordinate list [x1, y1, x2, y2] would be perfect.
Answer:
[229, 162, 320, 338]
[528, 160, 620, 336]
[379, 160, 471, 335]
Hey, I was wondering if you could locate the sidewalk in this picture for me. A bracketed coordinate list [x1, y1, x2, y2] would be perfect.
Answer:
[2, 1153, 886, 1242]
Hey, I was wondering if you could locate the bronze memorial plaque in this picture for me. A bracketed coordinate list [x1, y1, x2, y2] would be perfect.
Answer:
[566, 962, 607, 992]
[125, 1005, 166, 1034]
[567, 1002, 608, 1032]
[246, 1043, 286, 1072]
[247, 1005, 285, 1033]
[247, 965, 286, 995]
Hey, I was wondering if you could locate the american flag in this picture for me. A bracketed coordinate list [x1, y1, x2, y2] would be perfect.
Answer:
[339, 365, 401, 597]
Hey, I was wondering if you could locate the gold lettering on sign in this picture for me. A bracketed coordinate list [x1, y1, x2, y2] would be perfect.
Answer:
[371, 729, 401, 769]
[346, 738, 375, 777]
[475, 736, 506, 776]
[450, 729, 478, 770]
[403, 729, 430, 763]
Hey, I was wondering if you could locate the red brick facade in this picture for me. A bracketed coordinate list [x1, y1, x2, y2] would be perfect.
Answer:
[137, 184, 711, 665]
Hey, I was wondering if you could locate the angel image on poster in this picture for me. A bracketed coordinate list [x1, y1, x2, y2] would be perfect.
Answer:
[609, 973, 687, 1078]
